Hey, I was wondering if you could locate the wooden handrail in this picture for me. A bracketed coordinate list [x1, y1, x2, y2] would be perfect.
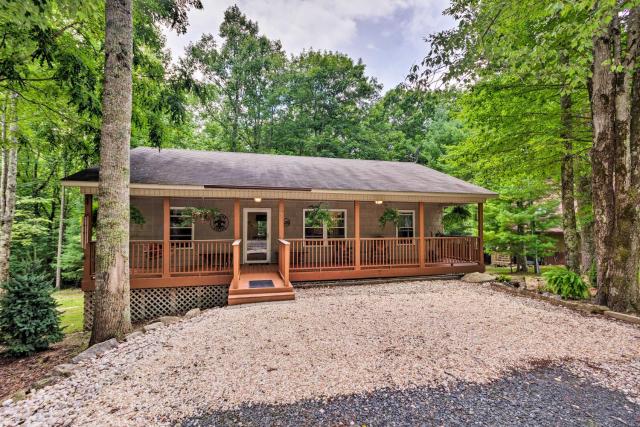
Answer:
[278, 239, 291, 286]
[232, 239, 241, 287]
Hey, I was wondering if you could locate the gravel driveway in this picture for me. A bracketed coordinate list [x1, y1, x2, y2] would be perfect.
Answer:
[2, 280, 639, 426]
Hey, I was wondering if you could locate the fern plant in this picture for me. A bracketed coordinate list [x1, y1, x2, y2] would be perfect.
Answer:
[305, 204, 335, 228]
[378, 208, 400, 229]
[542, 267, 590, 300]
[496, 274, 512, 283]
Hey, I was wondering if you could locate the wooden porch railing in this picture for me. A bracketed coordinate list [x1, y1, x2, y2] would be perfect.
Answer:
[287, 236, 480, 272]
[169, 240, 234, 275]
[361, 237, 419, 269]
[424, 236, 479, 265]
[288, 238, 356, 271]
[89, 239, 234, 278]
[130, 240, 163, 276]
[88, 236, 480, 280]
[278, 239, 290, 285]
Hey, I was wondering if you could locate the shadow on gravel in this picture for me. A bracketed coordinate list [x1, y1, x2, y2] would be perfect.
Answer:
[180, 365, 640, 426]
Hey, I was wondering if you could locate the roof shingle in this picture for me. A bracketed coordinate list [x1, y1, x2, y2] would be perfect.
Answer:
[63, 147, 496, 196]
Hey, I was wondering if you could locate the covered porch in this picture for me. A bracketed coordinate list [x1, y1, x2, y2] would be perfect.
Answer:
[82, 196, 485, 305]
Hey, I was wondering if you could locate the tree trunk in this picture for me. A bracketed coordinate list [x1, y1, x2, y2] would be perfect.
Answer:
[90, 0, 133, 344]
[577, 175, 595, 277]
[591, 9, 640, 312]
[559, 89, 580, 273]
[0, 94, 18, 285]
[55, 186, 65, 290]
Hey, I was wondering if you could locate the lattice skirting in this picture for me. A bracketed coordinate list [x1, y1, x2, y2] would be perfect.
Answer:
[83, 285, 229, 330]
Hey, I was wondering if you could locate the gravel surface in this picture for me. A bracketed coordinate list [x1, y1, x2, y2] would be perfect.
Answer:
[183, 364, 640, 426]
[1, 280, 639, 426]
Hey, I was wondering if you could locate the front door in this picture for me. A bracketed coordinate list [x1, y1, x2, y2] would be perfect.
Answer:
[243, 208, 271, 263]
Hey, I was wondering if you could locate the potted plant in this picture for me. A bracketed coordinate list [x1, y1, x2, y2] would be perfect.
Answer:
[305, 204, 335, 228]
[181, 207, 221, 226]
[378, 207, 400, 229]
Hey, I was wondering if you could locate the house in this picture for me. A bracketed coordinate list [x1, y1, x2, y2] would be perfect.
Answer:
[62, 148, 497, 326]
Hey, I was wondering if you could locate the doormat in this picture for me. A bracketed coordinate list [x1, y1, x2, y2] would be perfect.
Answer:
[249, 280, 275, 288]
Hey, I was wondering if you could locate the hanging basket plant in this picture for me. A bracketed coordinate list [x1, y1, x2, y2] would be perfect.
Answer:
[378, 207, 401, 229]
[130, 206, 146, 225]
[305, 204, 335, 228]
[181, 207, 221, 226]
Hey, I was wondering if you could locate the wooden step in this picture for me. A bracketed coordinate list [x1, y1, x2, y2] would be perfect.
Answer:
[227, 290, 295, 305]
[229, 285, 291, 295]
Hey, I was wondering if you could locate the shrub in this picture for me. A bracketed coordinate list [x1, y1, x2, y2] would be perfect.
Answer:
[542, 267, 590, 300]
[0, 269, 64, 356]
[496, 274, 512, 283]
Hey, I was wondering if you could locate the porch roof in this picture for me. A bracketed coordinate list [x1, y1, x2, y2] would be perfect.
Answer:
[63, 147, 496, 201]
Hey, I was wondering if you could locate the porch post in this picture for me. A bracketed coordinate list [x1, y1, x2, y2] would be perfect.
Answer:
[278, 199, 285, 240]
[162, 197, 170, 278]
[82, 194, 93, 288]
[478, 202, 485, 271]
[233, 199, 240, 240]
[354, 200, 361, 270]
[419, 202, 425, 268]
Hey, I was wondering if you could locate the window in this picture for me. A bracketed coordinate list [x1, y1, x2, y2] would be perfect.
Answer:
[170, 207, 193, 241]
[396, 210, 415, 239]
[303, 209, 347, 241]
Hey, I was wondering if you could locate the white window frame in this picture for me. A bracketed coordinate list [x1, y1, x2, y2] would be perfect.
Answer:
[169, 207, 194, 243]
[303, 208, 347, 245]
[243, 208, 272, 264]
[395, 209, 415, 244]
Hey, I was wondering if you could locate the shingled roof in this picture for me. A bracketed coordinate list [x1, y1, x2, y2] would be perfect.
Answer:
[63, 147, 496, 196]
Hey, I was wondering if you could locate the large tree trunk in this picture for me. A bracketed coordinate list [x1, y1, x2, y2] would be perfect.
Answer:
[0, 94, 18, 285]
[559, 89, 580, 273]
[90, 0, 133, 344]
[591, 9, 640, 312]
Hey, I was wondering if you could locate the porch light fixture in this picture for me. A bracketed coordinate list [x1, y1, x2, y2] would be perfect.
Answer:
[374, 200, 383, 205]
[254, 197, 262, 203]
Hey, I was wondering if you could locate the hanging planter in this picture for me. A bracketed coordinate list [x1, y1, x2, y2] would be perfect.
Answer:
[378, 207, 401, 229]
[180, 207, 221, 226]
[305, 204, 335, 228]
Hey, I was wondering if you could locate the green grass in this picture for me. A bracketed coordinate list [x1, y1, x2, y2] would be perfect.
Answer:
[485, 265, 557, 277]
[53, 289, 84, 334]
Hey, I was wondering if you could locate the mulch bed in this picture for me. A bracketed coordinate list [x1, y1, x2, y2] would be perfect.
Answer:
[0, 332, 88, 401]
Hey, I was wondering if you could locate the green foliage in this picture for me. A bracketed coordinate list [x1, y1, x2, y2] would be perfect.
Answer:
[378, 208, 401, 229]
[483, 181, 560, 270]
[0, 266, 64, 356]
[443, 205, 473, 235]
[130, 205, 146, 225]
[496, 274, 512, 283]
[543, 267, 590, 300]
[59, 212, 84, 285]
[179, 207, 221, 226]
[304, 204, 335, 228]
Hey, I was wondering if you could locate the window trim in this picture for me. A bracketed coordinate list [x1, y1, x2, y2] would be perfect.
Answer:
[169, 206, 194, 242]
[395, 209, 416, 244]
[303, 208, 348, 244]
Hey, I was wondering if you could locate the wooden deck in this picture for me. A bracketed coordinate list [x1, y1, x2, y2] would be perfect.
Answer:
[84, 236, 483, 306]
[228, 263, 295, 305]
